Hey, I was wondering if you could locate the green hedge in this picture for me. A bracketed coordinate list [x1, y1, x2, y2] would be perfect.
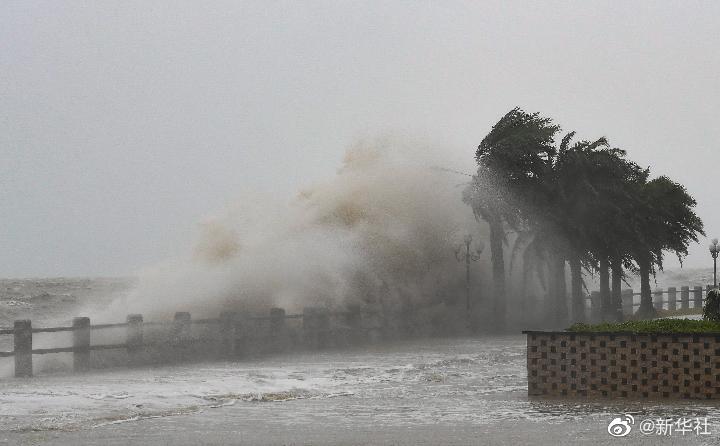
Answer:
[704, 289, 720, 322]
[567, 319, 720, 333]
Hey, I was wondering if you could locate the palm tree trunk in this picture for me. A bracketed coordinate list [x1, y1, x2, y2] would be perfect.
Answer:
[637, 256, 656, 318]
[569, 256, 584, 323]
[599, 257, 610, 321]
[551, 253, 568, 327]
[611, 263, 622, 321]
[488, 215, 506, 331]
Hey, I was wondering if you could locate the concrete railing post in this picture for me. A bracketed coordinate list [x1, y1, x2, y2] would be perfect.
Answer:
[681, 286, 690, 310]
[667, 287, 677, 311]
[303, 307, 330, 348]
[126, 314, 143, 365]
[303, 307, 318, 348]
[693, 286, 703, 308]
[621, 289, 634, 317]
[73, 317, 91, 372]
[219, 311, 237, 358]
[317, 308, 330, 348]
[13, 320, 32, 378]
[270, 307, 286, 332]
[173, 312, 191, 342]
[269, 307, 287, 352]
[653, 289, 664, 311]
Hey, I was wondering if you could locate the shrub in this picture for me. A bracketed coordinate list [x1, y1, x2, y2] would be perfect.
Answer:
[703, 288, 720, 322]
[567, 319, 720, 333]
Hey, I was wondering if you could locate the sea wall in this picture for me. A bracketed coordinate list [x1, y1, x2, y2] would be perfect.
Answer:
[526, 331, 720, 399]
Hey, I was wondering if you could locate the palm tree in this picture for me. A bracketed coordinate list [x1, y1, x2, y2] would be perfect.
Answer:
[634, 176, 705, 318]
[535, 135, 635, 325]
[463, 108, 559, 330]
[546, 133, 612, 324]
[572, 147, 647, 321]
[465, 108, 704, 328]
[463, 170, 515, 330]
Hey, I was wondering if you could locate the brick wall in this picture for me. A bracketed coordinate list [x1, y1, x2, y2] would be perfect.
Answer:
[526, 331, 720, 399]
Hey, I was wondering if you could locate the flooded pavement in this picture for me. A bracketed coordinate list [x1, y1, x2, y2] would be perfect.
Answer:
[2, 335, 719, 445]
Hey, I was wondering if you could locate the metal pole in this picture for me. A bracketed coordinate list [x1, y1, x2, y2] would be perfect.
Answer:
[455, 235, 482, 330]
[710, 240, 719, 288]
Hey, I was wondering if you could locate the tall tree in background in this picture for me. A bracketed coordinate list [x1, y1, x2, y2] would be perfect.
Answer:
[515, 134, 641, 326]
[530, 134, 639, 325]
[545, 133, 612, 324]
[463, 170, 516, 330]
[634, 176, 705, 318]
[465, 108, 704, 328]
[463, 108, 559, 330]
[585, 148, 648, 321]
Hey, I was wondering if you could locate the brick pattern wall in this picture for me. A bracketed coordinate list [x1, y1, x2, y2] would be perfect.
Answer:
[526, 332, 720, 399]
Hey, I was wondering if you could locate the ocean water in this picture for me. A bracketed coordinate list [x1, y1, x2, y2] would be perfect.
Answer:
[1, 336, 720, 437]
[0, 336, 527, 431]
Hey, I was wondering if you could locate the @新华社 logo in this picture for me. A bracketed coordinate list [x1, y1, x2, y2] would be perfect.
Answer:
[608, 414, 635, 437]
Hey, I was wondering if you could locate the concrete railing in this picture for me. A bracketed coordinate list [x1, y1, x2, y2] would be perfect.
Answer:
[586, 285, 713, 321]
[0, 306, 380, 378]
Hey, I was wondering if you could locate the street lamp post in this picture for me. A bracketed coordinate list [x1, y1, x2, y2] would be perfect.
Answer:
[455, 235, 484, 315]
[710, 239, 720, 289]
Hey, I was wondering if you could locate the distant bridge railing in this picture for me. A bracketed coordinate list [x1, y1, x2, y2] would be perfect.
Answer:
[0, 306, 380, 378]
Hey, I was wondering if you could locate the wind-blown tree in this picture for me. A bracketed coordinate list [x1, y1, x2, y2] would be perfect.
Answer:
[465, 108, 704, 328]
[467, 110, 629, 328]
[510, 133, 594, 327]
[583, 148, 648, 321]
[504, 135, 651, 325]
[552, 150, 700, 322]
[633, 176, 705, 318]
[544, 133, 614, 324]
[463, 169, 518, 329]
[526, 134, 642, 325]
[463, 108, 559, 330]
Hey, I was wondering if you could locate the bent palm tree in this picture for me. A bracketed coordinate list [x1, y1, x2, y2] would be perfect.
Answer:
[464, 108, 559, 330]
[634, 177, 704, 318]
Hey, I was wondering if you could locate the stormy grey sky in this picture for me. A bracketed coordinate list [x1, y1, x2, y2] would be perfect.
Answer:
[2, 1, 719, 278]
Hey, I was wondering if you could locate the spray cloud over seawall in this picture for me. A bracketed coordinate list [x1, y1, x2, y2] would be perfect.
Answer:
[100, 139, 490, 331]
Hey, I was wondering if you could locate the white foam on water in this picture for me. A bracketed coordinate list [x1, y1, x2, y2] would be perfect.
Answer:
[3, 335, 719, 433]
[0, 337, 524, 431]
